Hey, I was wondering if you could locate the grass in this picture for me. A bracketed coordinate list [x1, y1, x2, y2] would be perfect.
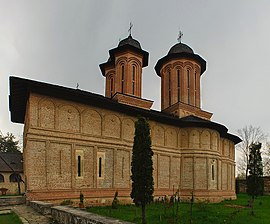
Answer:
[87, 194, 270, 224]
[0, 211, 22, 224]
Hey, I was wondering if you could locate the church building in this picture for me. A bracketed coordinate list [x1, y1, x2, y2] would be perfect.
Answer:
[9, 33, 241, 204]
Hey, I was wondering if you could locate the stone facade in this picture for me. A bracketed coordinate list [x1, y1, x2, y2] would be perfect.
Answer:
[236, 176, 270, 195]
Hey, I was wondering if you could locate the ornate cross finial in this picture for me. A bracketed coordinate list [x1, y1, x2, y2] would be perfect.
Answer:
[177, 30, 183, 43]
[128, 22, 133, 36]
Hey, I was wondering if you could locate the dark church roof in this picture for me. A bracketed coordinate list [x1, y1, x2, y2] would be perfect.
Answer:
[168, 43, 194, 54]
[9, 76, 241, 144]
[0, 153, 23, 173]
[118, 35, 142, 49]
[155, 42, 206, 77]
[99, 35, 149, 76]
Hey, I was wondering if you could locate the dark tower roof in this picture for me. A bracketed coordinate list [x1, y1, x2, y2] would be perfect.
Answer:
[99, 35, 149, 76]
[168, 43, 194, 54]
[118, 35, 142, 49]
[155, 42, 206, 77]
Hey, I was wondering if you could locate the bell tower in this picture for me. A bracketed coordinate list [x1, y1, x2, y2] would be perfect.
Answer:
[155, 36, 212, 120]
[100, 34, 153, 110]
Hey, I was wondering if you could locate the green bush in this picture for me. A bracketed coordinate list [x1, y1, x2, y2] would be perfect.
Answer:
[60, 199, 73, 206]
[112, 191, 119, 209]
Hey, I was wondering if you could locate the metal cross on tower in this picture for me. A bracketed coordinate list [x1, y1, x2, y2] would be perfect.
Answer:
[177, 30, 183, 43]
[128, 22, 133, 36]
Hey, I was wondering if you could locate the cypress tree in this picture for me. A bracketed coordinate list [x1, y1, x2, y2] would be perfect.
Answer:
[247, 142, 264, 197]
[131, 117, 153, 224]
[247, 142, 264, 215]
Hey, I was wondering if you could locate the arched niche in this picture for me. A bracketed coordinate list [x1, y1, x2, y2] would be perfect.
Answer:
[211, 132, 219, 151]
[39, 99, 55, 129]
[152, 125, 165, 146]
[165, 128, 177, 148]
[81, 109, 102, 136]
[220, 139, 224, 155]
[223, 140, 230, 156]
[201, 130, 211, 149]
[58, 105, 80, 132]
[229, 142, 235, 159]
[122, 119, 135, 141]
[180, 130, 189, 148]
[103, 114, 121, 138]
[189, 129, 200, 148]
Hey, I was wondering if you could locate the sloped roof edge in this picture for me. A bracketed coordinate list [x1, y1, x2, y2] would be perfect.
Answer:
[9, 76, 241, 144]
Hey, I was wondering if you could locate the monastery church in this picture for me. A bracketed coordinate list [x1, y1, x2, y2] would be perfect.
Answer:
[9, 33, 241, 204]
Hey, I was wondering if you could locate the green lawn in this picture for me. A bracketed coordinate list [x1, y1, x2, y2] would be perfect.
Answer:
[0, 211, 22, 224]
[87, 194, 270, 224]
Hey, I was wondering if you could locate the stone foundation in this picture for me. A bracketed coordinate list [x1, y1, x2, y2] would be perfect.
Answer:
[29, 201, 53, 215]
[0, 196, 25, 206]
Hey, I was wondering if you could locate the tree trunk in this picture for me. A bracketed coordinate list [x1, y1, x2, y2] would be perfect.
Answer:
[141, 203, 146, 224]
[17, 180, 21, 195]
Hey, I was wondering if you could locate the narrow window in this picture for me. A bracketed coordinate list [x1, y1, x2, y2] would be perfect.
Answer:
[211, 164, 215, 180]
[78, 156, 81, 177]
[98, 157, 102, 177]
[110, 78, 114, 97]
[168, 70, 171, 106]
[187, 69, 190, 104]
[122, 157, 124, 178]
[177, 69, 181, 102]
[121, 65, 124, 93]
[132, 66, 135, 95]
[59, 150, 62, 175]
[194, 71, 197, 105]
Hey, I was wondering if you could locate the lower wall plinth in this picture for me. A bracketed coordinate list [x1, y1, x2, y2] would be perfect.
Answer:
[0, 196, 25, 206]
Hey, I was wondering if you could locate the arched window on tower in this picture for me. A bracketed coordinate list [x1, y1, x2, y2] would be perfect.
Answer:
[194, 71, 197, 105]
[121, 65, 125, 93]
[187, 69, 190, 104]
[168, 70, 171, 106]
[110, 77, 113, 97]
[132, 65, 135, 95]
[177, 69, 181, 102]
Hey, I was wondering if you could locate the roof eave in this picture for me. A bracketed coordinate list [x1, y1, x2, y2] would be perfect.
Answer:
[9, 76, 240, 144]
[155, 53, 206, 77]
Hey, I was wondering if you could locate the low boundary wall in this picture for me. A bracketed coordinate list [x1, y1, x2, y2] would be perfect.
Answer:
[0, 196, 25, 206]
[30, 201, 134, 224]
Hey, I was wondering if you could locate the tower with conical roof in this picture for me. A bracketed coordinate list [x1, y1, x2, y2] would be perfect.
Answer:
[100, 35, 153, 110]
[155, 39, 212, 120]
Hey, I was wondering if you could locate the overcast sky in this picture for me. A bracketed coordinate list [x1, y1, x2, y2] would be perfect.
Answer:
[1, 1, 270, 144]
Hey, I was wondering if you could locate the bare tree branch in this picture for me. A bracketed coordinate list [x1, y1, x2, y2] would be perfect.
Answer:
[236, 125, 267, 179]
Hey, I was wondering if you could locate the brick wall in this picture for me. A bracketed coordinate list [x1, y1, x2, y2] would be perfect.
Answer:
[236, 177, 270, 195]
[23, 93, 236, 203]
